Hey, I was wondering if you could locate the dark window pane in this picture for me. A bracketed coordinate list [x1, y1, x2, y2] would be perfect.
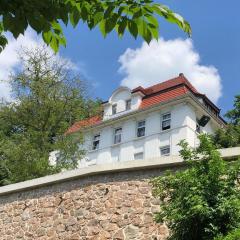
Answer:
[138, 120, 145, 127]
[126, 100, 131, 110]
[134, 152, 143, 160]
[114, 128, 122, 144]
[112, 104, 117, 115]
[162, 119, 171, 130]
[92, 134, 100, 150]
[161, 146, 170, 156]
[137, 127, 145, 137]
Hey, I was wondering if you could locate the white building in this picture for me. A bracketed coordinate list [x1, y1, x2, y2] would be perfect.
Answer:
[66, 74, 225, 167]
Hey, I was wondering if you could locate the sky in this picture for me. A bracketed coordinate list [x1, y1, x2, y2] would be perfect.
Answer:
[0, 0, 239, 115]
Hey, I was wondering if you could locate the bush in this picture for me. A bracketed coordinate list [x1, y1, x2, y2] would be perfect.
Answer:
[215, 228, 240, 240]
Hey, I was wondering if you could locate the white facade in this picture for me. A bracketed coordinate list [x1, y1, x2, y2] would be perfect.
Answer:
[78, 86, 223, 168]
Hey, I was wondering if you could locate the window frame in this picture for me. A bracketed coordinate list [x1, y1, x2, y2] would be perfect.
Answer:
[112, 104, 117, 115]
[160, 145, 170, 156]
[92, 134, 100, 150]
[161, 112, 171, 131]
[125, 99, 131, 110]
[114, 127, 122, 144]
[137, 120, 146, 138]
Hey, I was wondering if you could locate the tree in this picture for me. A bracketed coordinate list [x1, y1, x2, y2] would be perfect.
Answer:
[0, 47, 100, 184]
[0, 0, 191, 53]
[225, 95, 240, 126]
[213, 95, 240, 148]
[152, 134, 240, 240]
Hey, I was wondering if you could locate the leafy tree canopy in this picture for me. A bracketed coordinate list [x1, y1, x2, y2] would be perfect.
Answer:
[213, 95, 240, 148]
[152, 134, 240, 240]
[0, 47, 100, 184]
[0, 0, 191, 52]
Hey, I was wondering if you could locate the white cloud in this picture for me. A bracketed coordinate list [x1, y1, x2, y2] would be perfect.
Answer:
[0, 30, 40, 101]
[0, 29, 80, 102]
[119, 38, 222, 103]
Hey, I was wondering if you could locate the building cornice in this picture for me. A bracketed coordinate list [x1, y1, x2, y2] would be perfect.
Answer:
[0, 147, 239, 196]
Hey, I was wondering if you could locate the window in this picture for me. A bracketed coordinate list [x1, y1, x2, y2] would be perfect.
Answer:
[137, 120, 145, 137]
[92, 134, 100, 150]
[112, 104, 117, 115]
[134, 152, 144, 160]
[160, 146, 170, 156]
[162, 113, 171, 130]
[126, 99, 131, 110]
[114, 128, 122, 144]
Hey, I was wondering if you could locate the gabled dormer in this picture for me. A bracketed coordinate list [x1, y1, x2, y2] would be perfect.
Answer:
[102, 86, 144, 120]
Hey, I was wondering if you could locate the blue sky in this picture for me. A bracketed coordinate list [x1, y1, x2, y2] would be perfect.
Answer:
[59, 0, 240, 115]
[0, 0, 239, 116]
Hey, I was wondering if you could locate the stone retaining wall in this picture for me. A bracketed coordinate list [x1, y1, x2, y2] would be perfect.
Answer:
[0, 169, 169, 240]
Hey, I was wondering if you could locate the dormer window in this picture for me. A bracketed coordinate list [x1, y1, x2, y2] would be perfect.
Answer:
[112, 104, 117, 115]
[126, 99, 131, 110]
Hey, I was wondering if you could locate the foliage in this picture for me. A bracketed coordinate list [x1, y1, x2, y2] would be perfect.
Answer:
[213, 95, 240, 148]
[0, 47, 100, 184]
[213, 125, 240, 148]
[215, 228, 240, 240]
[0, 0, 191, 52]
[225, 95, 240, 126]
[0, 160, 11, 186]
[152, 134, 240, 240]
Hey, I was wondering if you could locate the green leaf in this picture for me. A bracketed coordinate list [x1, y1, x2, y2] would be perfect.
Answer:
[152, 4, 191, 36]
[148, 24, 159, 40]
[137, 18, 152, 44]
[105, 14, 118, 34]
[94, 12, 104, 27]
[58, 36, 67, 47]
[28, 16, 45, 34]
[132, 9, 142, 19]
[128, 20, 138, 39]
[50, 36, 59, 53]
[69, 9, 81, 28]
[0, 34, 8, 53]
[81, 5, 89, 22]
[3, 13, 21, 38]
[42, 31, 53, 44]
[99, 19, 106, 37]
[146, 15, 159, 28]
[104, 5, 115, 18]
[117, 17, 127, 36]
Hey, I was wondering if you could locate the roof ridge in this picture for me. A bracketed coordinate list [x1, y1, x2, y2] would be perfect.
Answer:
[133, 74, 200, 96]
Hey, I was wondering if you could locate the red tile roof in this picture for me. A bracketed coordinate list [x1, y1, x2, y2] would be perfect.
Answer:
[66, 74, 220, 134]
[65, 115, 102, 134]
[140, 85, 188, 109]
[132, 73, 199, 95]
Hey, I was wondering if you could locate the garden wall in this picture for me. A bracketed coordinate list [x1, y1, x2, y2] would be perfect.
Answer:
[0, 147, 239, 240]
[0, 159, 177, 240]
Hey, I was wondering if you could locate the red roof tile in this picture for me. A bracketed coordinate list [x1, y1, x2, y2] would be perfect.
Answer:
[65, 115, 102, 134]
[132, 74, 199, 95]
[140, 85, 188, 109]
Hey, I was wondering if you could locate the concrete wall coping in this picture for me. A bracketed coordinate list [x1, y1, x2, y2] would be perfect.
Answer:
[0, 147, 239, 196]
